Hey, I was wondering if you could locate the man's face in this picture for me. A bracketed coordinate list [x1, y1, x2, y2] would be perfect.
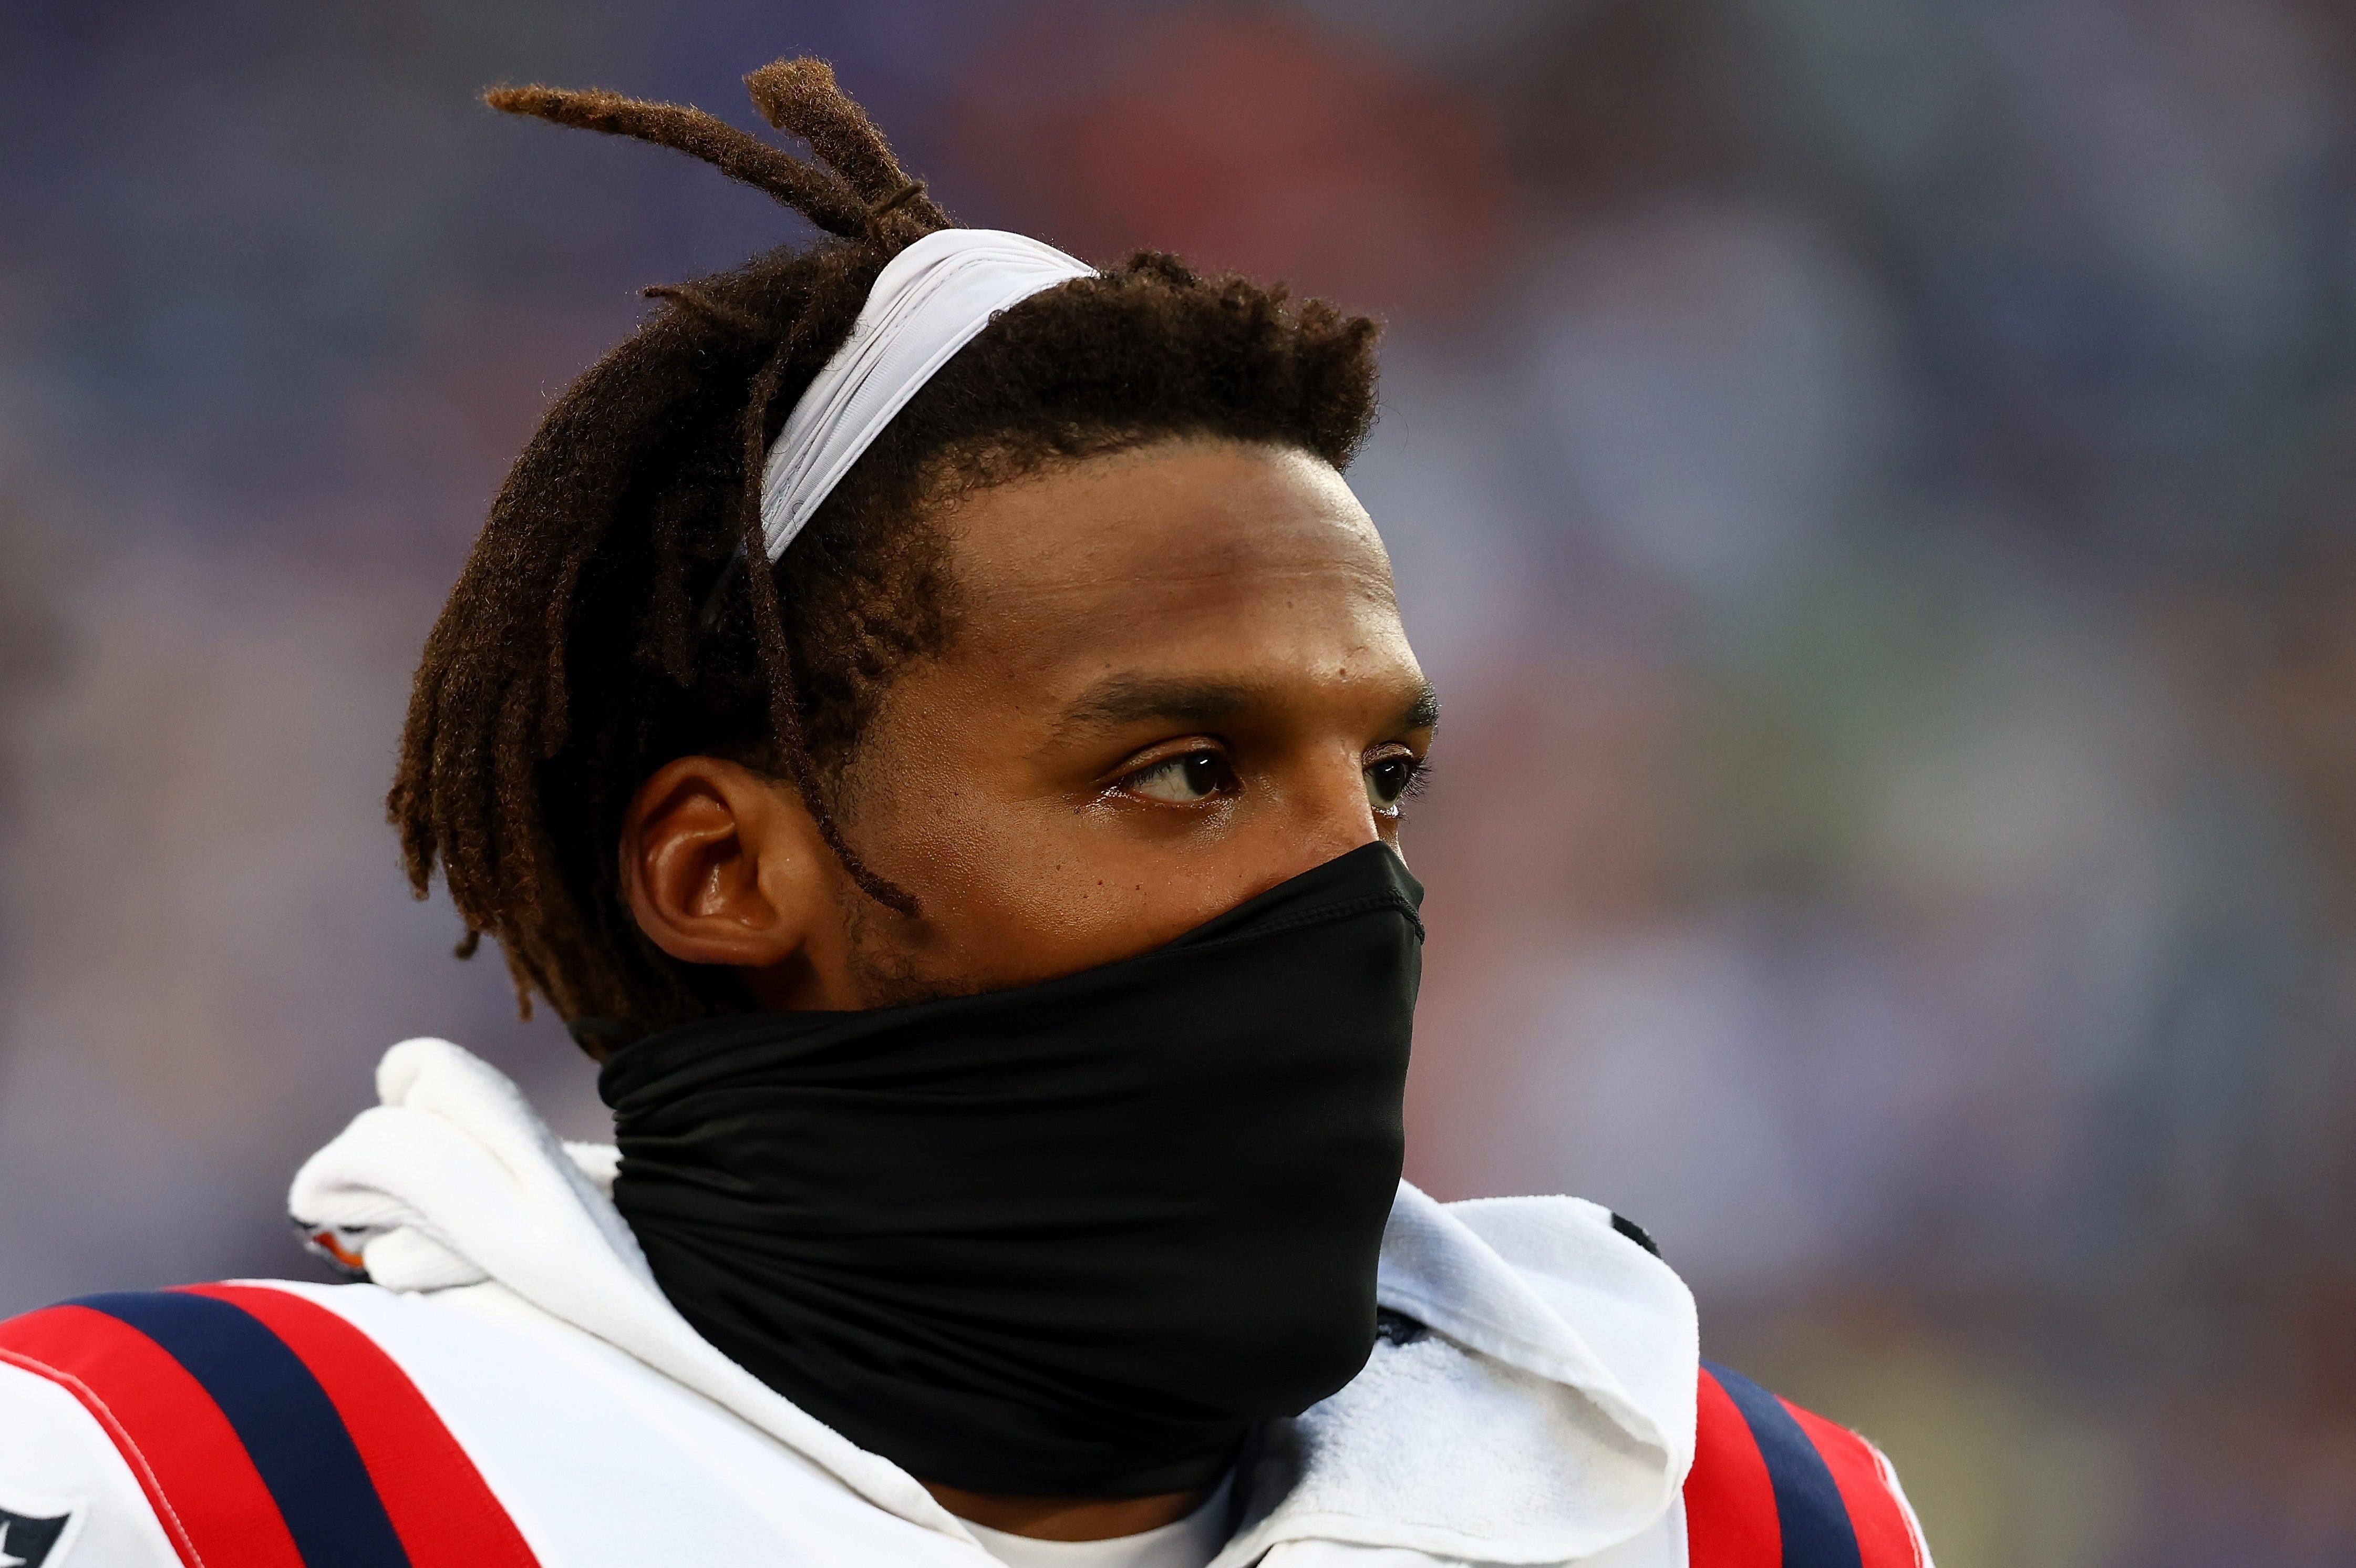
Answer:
[627, 437, 1434, 1010]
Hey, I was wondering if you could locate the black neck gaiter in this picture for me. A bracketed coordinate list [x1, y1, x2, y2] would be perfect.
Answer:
[601, 843, 1422, 1498]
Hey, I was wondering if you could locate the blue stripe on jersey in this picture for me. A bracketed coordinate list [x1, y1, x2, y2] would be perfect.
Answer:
[70, 1291, 410, 1568]
[1703, 1360, 1864, 1568]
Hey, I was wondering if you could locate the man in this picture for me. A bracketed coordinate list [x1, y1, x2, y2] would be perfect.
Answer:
[0, 59, 1930, 1568]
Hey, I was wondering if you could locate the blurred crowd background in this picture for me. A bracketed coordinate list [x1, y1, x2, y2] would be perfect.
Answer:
[5, 1, 2354, 1561]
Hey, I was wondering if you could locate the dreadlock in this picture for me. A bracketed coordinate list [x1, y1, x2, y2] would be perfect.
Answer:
[391, 58, 1381, 1032]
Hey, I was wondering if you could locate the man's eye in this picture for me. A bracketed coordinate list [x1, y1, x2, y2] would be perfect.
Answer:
[1128, 752, 1231, 803]
[1365, 757, 1423, 810]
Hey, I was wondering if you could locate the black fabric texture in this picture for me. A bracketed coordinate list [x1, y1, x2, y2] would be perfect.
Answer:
[601, 842, 1423, 1497]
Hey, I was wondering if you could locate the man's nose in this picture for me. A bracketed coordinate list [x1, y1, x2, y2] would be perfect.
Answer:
[1247, 749, 1385, 896]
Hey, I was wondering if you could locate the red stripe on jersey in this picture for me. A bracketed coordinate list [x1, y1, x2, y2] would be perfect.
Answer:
[1686, 1366, 1783, 1566]
[182, 1284, 542, 1568]
[1781, 1399, 1922, 1568]
[0, 1303, 305, 1568]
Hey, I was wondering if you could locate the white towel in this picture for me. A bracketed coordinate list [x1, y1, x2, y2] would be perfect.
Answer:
[288, 1038, 969, 1539]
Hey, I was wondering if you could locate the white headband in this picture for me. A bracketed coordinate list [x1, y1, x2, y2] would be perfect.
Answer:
[757, 228, 1097, 561]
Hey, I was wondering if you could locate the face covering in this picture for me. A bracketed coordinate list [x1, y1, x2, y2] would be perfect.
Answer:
[600, 841, 1422, 1498]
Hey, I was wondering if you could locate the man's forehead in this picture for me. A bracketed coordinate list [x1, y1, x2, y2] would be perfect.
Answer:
[971, 569, 1417, 700]
[926, 440, 1417, 721]
[943, 440, 1392, 606]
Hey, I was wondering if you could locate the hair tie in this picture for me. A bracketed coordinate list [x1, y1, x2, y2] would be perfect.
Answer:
[869, 179, 929, 223]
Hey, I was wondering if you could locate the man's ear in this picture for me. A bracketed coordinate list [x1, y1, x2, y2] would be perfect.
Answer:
[619, 756, 843, 993]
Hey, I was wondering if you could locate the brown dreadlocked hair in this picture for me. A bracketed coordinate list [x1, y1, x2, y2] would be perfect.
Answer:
[390, 58, 1381, 1033]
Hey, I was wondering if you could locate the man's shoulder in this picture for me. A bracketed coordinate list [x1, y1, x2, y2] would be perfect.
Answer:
[0, 1278, 944, 1567]
[0, 1293, 190, 1568]
[0, 1277, 472, 1417]
[0, 1274, 701, 1482]
[1683, 1360, 1933, 1568]
[0, 1278, 387, 1431]
[0, 1278, 543, 1568]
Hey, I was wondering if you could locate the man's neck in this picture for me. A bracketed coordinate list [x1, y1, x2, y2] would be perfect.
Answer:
[924, 1481, 1210, 1542]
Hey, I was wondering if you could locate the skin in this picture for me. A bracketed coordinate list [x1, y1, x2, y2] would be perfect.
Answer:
[617, 437, 1435, 1540]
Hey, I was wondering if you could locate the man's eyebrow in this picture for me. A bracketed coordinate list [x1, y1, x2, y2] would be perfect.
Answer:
[1399, 684, 1440, 734]
[1058, 675, 1265, 733]
[1056, 675, 1442, 736]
